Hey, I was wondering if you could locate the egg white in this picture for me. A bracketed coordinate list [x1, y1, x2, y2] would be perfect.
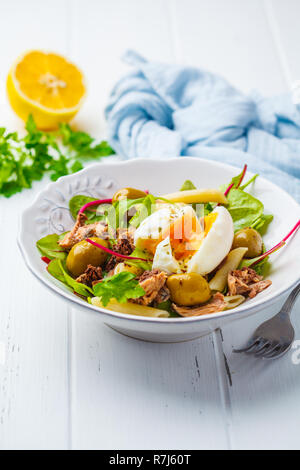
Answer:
[134, 204, 190, 249]
[134, 207, 173, 249]
[187, 206, 234, 275]
[134, 203, 234, 277]
[152, 237, 181, 275]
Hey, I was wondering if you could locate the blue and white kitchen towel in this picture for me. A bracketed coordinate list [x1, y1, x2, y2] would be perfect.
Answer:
[106, 50, 300, 202]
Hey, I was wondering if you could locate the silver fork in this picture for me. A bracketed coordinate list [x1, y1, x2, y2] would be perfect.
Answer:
[234, 284, 300, 360]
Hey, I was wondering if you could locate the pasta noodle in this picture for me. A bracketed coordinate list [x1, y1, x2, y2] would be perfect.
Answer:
[161, 189, 228, 205]
[224, 295, 245, 310]
[91, 297, 170, 318]
[209, 247, 248, 292]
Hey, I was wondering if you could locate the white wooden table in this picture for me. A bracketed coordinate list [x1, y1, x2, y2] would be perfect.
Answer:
[1, 0, 300, 450]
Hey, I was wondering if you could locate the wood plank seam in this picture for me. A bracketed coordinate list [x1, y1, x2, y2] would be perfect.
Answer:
[67, 307, 74, 450]
[212, 329, 234, 450]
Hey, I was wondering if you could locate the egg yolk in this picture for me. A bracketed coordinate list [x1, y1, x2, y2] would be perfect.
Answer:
[203, 212, 218, 236]
[142, 210, 218, 260]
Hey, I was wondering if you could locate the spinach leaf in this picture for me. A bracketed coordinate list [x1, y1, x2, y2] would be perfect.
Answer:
[58, 260, 93, 296]
[240, 174, 259, 191]
[240, 243, 271, 276]
[225, 188, 264, 232]
[251, 214, 274, 235]
[125, 248, 153, 271]
[221, 170, 273, 233]
[69, 194, 113, 227]
[47, 258, 93, 297]
[222, 169, 258, 193]
[69, 195, 97, 220]
[180, 179, 212, 214]
[113, 195, 155, 230]
[129, 194, 156, 228]
[114, 198, 139, 229]
[180, 180, 196, 191]
[47, 258, 70, 286]
[156, 300, 179, 317]
[240, 256, 270, 277]
[36, 234, 67, 260]
[204, 202, 214, 215]
[180, 179, 200, 212]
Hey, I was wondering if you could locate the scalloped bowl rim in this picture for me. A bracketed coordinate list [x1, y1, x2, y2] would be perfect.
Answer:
[18, 157, 300, 326]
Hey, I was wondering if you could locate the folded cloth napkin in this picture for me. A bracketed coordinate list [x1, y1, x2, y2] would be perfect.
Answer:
[105, 50, 300, 202]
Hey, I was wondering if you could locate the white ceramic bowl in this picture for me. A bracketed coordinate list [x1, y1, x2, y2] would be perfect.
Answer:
[18, 158, 300, 342]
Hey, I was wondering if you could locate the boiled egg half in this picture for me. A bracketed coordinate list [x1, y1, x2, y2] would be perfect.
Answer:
[134, 204, 234, 275]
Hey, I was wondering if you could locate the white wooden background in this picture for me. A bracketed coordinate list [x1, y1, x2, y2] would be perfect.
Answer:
[0, 0, 300, 450]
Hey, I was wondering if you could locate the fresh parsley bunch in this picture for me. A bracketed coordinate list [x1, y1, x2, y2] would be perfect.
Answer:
[0, 115, 114, 197]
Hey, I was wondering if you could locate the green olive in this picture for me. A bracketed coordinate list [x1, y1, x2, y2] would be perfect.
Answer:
[232, 227, 263, 258]
[66, 237, 109, 277]
[167, 273, 211, 306]
[114, 262, 143, 277]
[112, 187, 147, 203]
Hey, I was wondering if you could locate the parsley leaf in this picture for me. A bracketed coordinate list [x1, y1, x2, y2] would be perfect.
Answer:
[0, 115, 115, 197]
[93, 272, 145, 307]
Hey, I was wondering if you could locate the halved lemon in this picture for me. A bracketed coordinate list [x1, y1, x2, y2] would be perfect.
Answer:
[7, 50, 86, 129]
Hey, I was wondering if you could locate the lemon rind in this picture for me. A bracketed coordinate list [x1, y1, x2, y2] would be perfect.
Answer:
[9, 49, 86, 115]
